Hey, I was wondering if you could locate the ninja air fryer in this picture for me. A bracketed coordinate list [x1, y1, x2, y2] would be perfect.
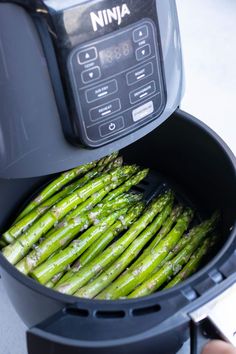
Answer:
[0, 1, 235, 354]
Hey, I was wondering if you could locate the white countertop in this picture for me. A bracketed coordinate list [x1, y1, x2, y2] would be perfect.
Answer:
[0, 1, 235, 353]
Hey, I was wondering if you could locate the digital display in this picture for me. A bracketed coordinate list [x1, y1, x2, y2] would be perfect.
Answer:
[99, 40, 133, 68]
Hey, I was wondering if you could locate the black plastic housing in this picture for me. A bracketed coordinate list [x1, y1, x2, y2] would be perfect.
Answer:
[0, 111, 235, 354]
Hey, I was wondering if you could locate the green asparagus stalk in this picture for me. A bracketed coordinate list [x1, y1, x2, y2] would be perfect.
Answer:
[55, 191, 173, 295]
[3, 158, 122, 245]
[48, 199, 144, 288]
[15, 161, 97, 222]
[55, 200, 146, 287]
[97, 152, 119, 167]
[128, 230, 213, 298]
[151, 212, 219, 274]
[3, 166, 135, 265]
[14, 153, 119, 225]
[16, 192, 141, 274]
[31, 206, 131, 284]
[164, 238, 212, 289]
[80, 201, 173, 299]
[130, 205, 183, 270]
[93, 208, 193, 299]
[103, 169, 149, 201]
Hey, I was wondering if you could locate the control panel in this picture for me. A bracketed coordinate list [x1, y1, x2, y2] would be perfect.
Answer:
[68, 19, 166, 147]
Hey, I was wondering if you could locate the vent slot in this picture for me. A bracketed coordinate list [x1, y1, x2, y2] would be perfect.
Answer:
[66, 308, 89, 317]
[132, 304, 161, 317]
[96, 310, 126, 319]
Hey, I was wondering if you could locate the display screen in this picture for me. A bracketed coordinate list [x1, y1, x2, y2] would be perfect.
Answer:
[99, 40, 133, 68]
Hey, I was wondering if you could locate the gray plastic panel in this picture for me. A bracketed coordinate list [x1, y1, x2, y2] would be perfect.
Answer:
[0, 1, 183, 178]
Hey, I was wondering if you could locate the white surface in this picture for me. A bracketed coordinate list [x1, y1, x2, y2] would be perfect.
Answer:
[177, 0, 236, 155]
[0, 1, 236, 353]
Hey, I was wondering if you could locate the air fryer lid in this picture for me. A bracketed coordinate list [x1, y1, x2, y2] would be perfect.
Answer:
[0, 111, 235, 354]
[0, 0, 183, 178]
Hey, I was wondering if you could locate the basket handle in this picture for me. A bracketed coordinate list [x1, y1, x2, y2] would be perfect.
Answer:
[190, 283, 236, 354]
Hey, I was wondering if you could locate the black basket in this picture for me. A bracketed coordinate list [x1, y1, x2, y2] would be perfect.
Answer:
[0, 111, 236, 354]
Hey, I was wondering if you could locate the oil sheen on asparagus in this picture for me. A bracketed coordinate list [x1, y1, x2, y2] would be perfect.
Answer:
[0, 152, 219, 299]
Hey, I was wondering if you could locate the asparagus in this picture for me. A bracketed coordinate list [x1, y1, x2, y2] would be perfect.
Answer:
[152, 212, 219, 274]
[71, 195, 146, 270]
[80, 201, 173, 299]
[3, 166, 135, 265]
[31, 206, 132, 284]
[55, 191, 173, 295]
[3, 158, 122, 244]
[93, 208, 193, 299]
[164, 238, 212, 289]
[16, 192, 141, 274]
[128, 230, 212, 298]
[45, 170, 147, 287]
[15, 161, 97, 222]
[55, 201, 146, 287]
[97, 152, 119, 167]
[130, 205, 183, 270]
[103, 169, 149, 201]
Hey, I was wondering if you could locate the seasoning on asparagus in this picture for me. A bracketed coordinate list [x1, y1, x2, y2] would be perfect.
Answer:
[16, 192, 141, 274]
[93, 207, 193, 300]
[2, 166, 137, 265]
[15, 161, 98, 222]
[54, 201, 146, 288]
[128, 231, 214, 298]
[30, 206, 133, 285]
[103, 169, 149, 201]
[130, 205, 183, 270]
[75, 195, 146, 269]
[55, 191, 173, 295]
[3, 156, 123, 244]
[79, 201, 173, 299]
[151, 212, 219, 274]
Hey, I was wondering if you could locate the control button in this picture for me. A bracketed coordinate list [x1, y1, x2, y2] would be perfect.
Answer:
[136, 45, 151, 61]
[90, 99, 121, 121]
[126, 62, 153, 86]
[132, 101, 154, 122]
[77, 47, 97, 64]
[133, 25, 149, 42]
[99, 117, 125, 137]
[85, 80, 118, 103]
[129, 81, 156, 104]
[81, 66, 101, 84]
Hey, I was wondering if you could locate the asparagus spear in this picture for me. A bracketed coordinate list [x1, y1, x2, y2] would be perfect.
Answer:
[3, 158, 122, 244]
[151, 212, 219, 274]
[55, 191, 173, 295]
[103, 169, 149, 201]
[80, 201, 173, 299]
[164, 238, 212, 289]
[31, 206, 132, 284]
[130, 205, 183, 270]
[25, 163, 143, 271]
[16, 192, 141, 274]
[92, 208, 193, 300]
[128, 231, 213, 298]
[15, 161, 98, 222]
[72, 195, 145, 270]
[2, 166, 135, 265]
[45, 169, 147, 287]
[55, 201, 146, 287]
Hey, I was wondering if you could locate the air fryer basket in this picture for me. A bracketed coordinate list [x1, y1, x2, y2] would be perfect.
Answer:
[0, 110, 235, 354]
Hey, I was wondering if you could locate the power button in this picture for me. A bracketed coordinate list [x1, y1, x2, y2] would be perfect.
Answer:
[99, 117, 125, 137]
